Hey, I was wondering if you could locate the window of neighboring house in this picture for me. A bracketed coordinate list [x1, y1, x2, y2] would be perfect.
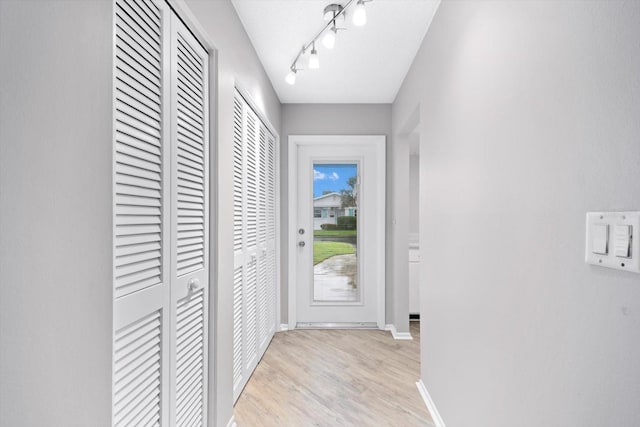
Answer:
[329, 208, 335, 218]
[322, 208, 328, 218]
[348, 208, 354, 216]
[314, 208, 321, 218]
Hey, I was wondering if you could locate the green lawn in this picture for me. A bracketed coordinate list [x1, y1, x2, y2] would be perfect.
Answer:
[313, 229, 357, 237]
[313, 241, 355, 265]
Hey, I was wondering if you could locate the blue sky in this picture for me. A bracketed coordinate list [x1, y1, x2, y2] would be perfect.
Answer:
[313, 163, 357, 198]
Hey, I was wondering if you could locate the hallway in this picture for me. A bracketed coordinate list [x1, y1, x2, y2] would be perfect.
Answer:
[234, 323, 432, 426]
[2, 1, 640, 426]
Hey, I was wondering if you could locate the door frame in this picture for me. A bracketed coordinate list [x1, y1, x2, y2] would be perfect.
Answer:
[287, 135, 386, 330]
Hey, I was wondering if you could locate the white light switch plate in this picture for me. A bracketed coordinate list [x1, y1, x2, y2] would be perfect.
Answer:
[586, 212, 640, 274]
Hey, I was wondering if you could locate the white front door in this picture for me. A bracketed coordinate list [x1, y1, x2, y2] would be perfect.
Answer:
[288, 135, 385, 328]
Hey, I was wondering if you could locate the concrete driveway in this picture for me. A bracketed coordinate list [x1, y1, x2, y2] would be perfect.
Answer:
[313, 253, 358, 301]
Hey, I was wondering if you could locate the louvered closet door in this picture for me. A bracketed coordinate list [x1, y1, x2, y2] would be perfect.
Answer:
[257, 124, 278, 350]
[256, 125, 268, 350]
[243, 106, 259, 375]
[114, 1, 210, 426]
[169, 16, 209, 427]
[113, 0, 170, 425]
[265, 130, 277, 342]
[232, 96, 245, 398]
[232, 91, 278, 402]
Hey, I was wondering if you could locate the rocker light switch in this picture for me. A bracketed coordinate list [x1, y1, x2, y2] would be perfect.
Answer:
[586, 212, 640, 274]
[592, 224, 609, 255]
[614, 225, 631, 258]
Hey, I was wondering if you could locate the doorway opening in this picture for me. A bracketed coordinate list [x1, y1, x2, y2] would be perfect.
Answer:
[409, 133, 420, 320]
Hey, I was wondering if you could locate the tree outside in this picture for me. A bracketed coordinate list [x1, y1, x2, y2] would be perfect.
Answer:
[340, 175, 357, 210]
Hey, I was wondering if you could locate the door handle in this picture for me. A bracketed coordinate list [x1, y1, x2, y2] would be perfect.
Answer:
[298, 241, 306, 248]
[188, 278, 201, 292]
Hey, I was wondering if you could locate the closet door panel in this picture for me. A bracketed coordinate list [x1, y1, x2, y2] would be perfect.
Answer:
[266, 131, 277, 339]
[232, 95, 245, 399]
[242, 105, 259, 374]
[170, 15, 209, 427]
[113, 0, 170, 425]
[257, 125, 269, 349]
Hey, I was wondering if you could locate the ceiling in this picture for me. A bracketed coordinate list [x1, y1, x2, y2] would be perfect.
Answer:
[231, 0, 440, 104]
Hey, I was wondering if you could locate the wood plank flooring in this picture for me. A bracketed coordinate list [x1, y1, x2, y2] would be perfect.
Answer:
[234, 322, 434, 427]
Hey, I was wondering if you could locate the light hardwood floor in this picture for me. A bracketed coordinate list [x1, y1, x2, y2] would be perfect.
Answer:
[234, 322, 434, 427]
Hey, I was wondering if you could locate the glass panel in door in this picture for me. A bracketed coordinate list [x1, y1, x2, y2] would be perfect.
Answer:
[312, 163, 359, 303]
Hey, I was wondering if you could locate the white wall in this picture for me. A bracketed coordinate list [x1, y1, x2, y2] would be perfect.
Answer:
[181, 1, 282, 425]
[0, 2, 113, 425]
[393, 1, 640, 426]
[279, 104, 394, 325]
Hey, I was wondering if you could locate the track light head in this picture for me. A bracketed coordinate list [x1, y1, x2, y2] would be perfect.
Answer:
[285, 69, 297, 85]
[322, 26, 337, 49]
[322, 3, 343, 49]
[353, 0, 367, 26]
[309, 43, 320, 69]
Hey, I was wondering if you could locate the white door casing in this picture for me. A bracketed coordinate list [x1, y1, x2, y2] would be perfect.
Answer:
[288, 135, 386, 329]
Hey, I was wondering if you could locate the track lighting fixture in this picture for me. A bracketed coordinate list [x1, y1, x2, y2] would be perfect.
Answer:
[285, 0, 372, 85]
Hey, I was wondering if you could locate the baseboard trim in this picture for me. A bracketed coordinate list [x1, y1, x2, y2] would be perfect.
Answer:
[279, 323, 289, 332]
[226, 415, 237, 427]
[385, 324, 413, 340]
[416, 380, 446, 427]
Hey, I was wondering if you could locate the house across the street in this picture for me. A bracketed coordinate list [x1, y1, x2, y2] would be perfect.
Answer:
[313, 192, 356, 230]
